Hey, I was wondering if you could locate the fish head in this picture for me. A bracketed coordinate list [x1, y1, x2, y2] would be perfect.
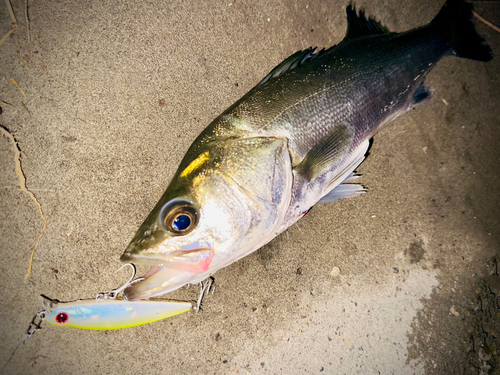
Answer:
[121, 136, 292, 300]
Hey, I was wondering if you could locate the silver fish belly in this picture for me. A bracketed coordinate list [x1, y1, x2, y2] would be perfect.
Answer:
[120, 0, 492, 300]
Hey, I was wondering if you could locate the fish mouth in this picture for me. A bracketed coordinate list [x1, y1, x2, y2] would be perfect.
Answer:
[120, 247, 214, 300]
[120, 247, 214, 273]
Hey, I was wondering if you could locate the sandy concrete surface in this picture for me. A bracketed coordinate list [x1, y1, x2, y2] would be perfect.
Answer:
[1, 0, 499, 374]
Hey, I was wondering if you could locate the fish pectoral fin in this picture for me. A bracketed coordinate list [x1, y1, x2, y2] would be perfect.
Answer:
[295, 122, 355, 180]
[318, 173, 366, 203]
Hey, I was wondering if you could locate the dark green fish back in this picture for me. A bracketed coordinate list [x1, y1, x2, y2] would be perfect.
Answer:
[176, 0, 491, 176]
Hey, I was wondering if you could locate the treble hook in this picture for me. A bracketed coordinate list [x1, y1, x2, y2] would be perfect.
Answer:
[193, 277, 214, 312]
[96, 263, 143, 300]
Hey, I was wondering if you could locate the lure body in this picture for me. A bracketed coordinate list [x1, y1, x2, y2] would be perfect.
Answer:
[40, 296, 191, 330]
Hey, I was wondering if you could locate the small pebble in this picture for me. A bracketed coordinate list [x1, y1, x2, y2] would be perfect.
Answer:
[330, 266, 340, 277]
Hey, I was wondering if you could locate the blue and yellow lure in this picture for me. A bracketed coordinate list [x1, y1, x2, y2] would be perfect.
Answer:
[37, 264, 192, 330]
[39, 296, 191, 330]
[3, 265, 193, 371]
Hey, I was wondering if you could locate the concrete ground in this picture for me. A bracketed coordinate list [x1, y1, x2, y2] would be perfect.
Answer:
[1, 0, 499, 374]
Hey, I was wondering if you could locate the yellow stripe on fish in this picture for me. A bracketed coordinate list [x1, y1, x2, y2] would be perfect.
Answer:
[180, 152, 210, 178]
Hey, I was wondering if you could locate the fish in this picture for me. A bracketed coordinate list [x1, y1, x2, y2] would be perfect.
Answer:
[120, 0, 492, 300]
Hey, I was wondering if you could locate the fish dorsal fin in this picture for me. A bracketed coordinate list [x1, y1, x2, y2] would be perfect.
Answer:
[343, 4, 390, 41]
[257, 5, 389, 87]
[258, 48, 325, 85]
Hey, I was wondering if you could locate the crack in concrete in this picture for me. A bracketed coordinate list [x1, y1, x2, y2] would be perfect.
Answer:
[0, 124, 46, 280]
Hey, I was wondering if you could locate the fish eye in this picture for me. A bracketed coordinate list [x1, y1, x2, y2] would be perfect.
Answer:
[161, 201, 198, 235]
[172, 214, 191, 231]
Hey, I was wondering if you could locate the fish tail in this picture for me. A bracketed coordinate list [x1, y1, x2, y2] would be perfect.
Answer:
[431, 0, 492, 62]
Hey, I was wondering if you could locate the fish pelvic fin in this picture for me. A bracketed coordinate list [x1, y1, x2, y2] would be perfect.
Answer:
[318, 173, 366, 204]
[431, 0, 492, 62]
[343, 4, 391, 41]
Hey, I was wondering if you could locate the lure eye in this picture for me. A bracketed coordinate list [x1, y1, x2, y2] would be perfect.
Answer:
[56, 312, 69, 324]
[161, 202, 198, 235]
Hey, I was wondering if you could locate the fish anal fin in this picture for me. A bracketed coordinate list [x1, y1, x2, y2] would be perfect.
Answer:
[343, 4, 391, 41]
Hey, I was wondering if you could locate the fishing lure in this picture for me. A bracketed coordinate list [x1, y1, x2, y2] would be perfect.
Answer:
[38, 264, 192, 330]
[39, 296, 191, 330]
[2, 265, 192, 370]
